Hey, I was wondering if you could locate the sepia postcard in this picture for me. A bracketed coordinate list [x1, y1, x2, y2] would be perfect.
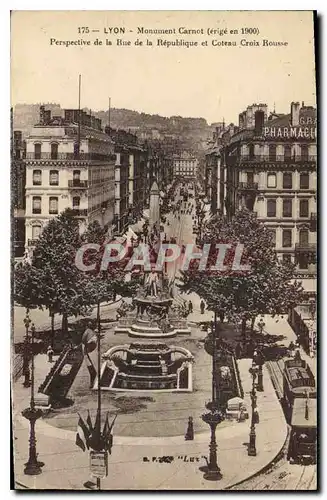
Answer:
[11, 10, 318, 491]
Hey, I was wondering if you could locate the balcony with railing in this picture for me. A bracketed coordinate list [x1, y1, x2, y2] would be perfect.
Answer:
[238, 182, 258, 191]
[295, 242, 317, 253]
[71, 209, 88, 217]
[68, 179, 88, 189]
[26, 152, 116, 162]
[239, 154, 317, 163]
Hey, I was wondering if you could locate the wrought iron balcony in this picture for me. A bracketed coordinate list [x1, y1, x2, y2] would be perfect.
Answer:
[71, 208, 88, 217]
[26, 152, 116, 162]
[295, 242, 317, 253]
[68, 180, 88, 188]
[239, 154, 317, 163]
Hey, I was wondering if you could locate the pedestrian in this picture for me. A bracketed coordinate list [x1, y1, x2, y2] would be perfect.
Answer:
[200, 299, 205, 315]
[185, 416, 194, 441]
[188, 300, 193, 314]
[47, 345, 54, 363]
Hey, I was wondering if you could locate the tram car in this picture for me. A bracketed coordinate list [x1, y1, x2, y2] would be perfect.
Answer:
[282, 357, 316, 414]
[287, 397, 317, 464]
[283, 356, 317, 464]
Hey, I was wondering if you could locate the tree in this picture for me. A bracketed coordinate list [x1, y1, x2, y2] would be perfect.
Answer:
[15, 209, 92, 342]
[179, 209, 304, 336]
[81, 221, 143, 329]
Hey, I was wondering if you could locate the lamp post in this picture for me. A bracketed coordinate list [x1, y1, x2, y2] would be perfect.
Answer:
[22, 323, 43, 475]
[23, 310, 31, 388]
[202, 312, 223, 480]
[248, 362, 259, 456]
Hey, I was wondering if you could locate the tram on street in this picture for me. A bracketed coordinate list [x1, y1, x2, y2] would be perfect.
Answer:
[282, 356, 317, 464]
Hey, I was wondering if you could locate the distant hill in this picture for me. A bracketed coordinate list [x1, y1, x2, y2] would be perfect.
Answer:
[13, 103, 212, 153]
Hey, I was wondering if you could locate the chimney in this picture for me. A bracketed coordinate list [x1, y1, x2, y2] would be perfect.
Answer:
[254, 110, 265, 135]
[239, 112, 244, 129]
[291, 102, 300, 126]
[39, 105, 45, 125]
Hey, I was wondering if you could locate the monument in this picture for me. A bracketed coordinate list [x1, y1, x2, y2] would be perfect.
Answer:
[149, 180, 160, 229]
[115, 177, 191, 339]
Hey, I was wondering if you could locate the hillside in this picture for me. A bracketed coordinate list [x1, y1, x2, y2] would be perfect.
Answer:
[13, 103, 212, 153]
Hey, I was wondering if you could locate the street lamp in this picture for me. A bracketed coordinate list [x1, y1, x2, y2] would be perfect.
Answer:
[22, 323, 44, 475]
[23, 310, 31, 388]
[202, 312, 223, 480]
[248, 361, 259, 456]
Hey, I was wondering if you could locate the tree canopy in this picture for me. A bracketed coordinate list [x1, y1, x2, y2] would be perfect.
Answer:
[179, 209, 304, 327]
[14, 209, 92, 321]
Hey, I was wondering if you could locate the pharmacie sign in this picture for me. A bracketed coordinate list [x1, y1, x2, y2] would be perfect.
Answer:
[263, 117, 317, 140]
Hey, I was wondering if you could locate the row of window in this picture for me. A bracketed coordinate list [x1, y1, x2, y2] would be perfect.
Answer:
[266, 172, 309, 189]
[244, 172, 310, 189]
[246, 144, 313, 161]
[33, 169, 87, 186]
[270, 228, 310, 247]
[33, 169, 60, 186]
[266, 199, 312, 218]
[34, 143, 58, 160]
[32, 196, 81, 214]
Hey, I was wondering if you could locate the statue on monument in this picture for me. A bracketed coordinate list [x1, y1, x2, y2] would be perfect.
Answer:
[145, 270, 159, 297]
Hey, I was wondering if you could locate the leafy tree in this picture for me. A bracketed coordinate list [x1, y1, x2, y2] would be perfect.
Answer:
[179, 209, 303, 336]
[81, 221, 142, 328]
[14, 209, 92, 341]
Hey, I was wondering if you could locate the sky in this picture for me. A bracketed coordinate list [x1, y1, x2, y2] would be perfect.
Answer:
[11, 10, 317, 125]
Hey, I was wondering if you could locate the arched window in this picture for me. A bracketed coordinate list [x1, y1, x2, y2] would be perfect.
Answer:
[299, 229, 309, 246]
[34, 143, 41, 159]
[49, 197, 58, 214]
[51, 143, 58, 160]
[33, 170, 42, 186]
[73, 170, 81, 181]
[32, 224, 41, 240]
[32, 196, 41, 214]
[49, 170, 59, 186]
[73, 196, 80, 208]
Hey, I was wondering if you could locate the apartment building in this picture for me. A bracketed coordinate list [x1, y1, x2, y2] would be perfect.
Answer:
[206, 102, 317, 276]
[24, 106, 116, 251]
[173, 151, 199, 179]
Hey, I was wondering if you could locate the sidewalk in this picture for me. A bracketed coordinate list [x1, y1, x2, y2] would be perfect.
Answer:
[13, 357, 287, 490]
[13, 297, 122, 344]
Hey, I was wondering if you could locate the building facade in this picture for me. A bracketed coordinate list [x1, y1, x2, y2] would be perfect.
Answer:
[24, 106, 116, 251]
[173, 151, 199, 179]
[206, 102, 317, 276]
[109, 128, 149, 234]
